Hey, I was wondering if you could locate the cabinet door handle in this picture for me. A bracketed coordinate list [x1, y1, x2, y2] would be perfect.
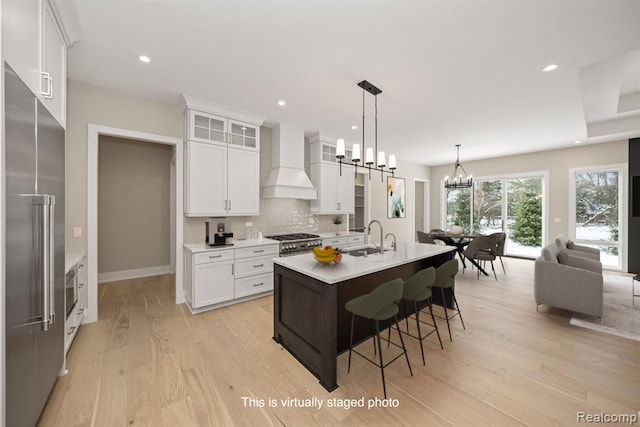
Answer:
[253, 249, 264, 253]
[224, 200, 228, 210]
[253, 264, 264, 268]
[67, 326, 76, 336]
[228, 200, 231, 211]
[209, 255, 222, 259]
[231, 264, 234, 275]
[253, 282, 264, 287]
[42, 72, 53, 99]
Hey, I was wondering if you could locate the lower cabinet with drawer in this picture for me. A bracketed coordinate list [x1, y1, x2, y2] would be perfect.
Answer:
[184, 242, 279, 314]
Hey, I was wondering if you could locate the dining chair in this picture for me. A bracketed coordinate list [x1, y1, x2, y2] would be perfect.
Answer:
[492, 232, 507, 274]
[416, 230, 436, 244]
[463, 234, 499, 280]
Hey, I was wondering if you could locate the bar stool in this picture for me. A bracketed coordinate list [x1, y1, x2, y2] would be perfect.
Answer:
[400, 267, 443, 365]
[346, 278, 412, 398]
[432, 259, 465, 341]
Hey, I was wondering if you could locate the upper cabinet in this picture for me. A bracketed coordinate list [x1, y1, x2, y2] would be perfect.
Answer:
[308, 133, 355, 215]
[181, 95, 265, 217]
[3, 0, 69, 128]
[187, 110, 260, 152]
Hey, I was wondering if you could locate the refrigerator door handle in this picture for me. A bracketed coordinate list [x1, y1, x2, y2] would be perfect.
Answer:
[23, 194, 56, 330]
[48, 197, 56, 325]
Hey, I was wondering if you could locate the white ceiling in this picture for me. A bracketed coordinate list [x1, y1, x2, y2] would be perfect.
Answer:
[66, 0, 640, 166]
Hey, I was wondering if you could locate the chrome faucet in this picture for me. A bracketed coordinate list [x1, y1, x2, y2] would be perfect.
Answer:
[367, 220, 384, 255]
[385, 232, 397, 251]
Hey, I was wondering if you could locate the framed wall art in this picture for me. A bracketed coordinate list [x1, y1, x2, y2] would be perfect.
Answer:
[387, 176, 406, 218]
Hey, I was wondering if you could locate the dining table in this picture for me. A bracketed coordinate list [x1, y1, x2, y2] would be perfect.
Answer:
[429, 232, 490, 276]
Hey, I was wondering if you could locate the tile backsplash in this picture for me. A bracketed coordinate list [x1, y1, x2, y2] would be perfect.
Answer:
[184, 198, 346, 243]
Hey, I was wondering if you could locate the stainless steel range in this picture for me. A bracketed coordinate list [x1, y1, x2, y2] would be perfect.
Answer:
[266, 233, 323, 257]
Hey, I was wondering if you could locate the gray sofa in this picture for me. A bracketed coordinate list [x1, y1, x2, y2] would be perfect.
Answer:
[534, 239, 603, 317]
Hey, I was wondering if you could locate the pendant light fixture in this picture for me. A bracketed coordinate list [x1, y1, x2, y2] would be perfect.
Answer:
[444, 144, 473, 189]
[336, 80, 396, 181]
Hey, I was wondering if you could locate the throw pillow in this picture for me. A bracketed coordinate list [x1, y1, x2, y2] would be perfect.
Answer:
[567, 240, 576, 249]
[557, 249, 571, 265]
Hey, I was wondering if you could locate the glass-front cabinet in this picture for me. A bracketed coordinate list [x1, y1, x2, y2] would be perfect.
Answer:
[188, 110, 259, 151]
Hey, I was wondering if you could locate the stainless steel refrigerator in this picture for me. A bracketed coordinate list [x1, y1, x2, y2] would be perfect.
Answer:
[4, 64, 65, 426]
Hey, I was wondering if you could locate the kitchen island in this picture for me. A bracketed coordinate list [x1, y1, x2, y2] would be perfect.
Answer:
[272, 242, 456, 391]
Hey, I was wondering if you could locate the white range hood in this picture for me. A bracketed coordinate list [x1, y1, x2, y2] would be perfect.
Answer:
[263, 124, 317, 200]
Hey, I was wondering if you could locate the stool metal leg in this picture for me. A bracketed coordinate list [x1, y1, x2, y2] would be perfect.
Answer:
[395, 314, 413, 377]
[453, 293, 466, 330]
[440, 287, 453, 341]
[347, 313, 355, 373]
[427, 298, 444, 350]
[374, 320, 387, 399]
[414, 300, 425, 365]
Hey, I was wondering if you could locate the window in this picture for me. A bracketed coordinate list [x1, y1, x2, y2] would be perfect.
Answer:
[444, 173, 546, 258]
[570, 166, 624, 269]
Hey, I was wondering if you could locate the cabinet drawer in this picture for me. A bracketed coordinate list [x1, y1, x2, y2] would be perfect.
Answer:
[235, 244, 279, 259]
[235, 273, 273, 298]
[322, 237, 349, 248]
[349, 234, 365, 245]
[235, 255, 274, 278]
[194, 249, 234, 265]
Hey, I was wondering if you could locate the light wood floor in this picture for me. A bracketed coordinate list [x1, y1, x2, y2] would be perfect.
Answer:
[39, 258, 640, 426]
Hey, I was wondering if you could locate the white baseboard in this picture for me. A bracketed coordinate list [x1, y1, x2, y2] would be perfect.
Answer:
[98, 265, 171, 283]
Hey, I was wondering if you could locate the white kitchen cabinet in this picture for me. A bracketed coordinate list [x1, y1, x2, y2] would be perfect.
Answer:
[183, 103, 262, 217]
[310, 162, 355, 214]
[187, 110, 259, 151]
[234, 243, 278, 299]
[185, 248, 235, 310]
[41, 1, 67, 127]
[64, 255, 86, 354]
[348, 234, 365, 245]
[184, 141, 259, 216]
[3, 0, 68, 127]
[322, 236, 350, 248]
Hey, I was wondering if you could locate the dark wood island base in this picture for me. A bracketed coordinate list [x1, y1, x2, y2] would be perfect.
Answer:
[272, 251, 454, 392]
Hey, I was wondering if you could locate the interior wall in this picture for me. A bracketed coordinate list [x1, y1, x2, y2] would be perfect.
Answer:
[415, 180, 425, 236]
[429, 140, 629, 244]
[368, 159, 431, 245]
[98, 136, 171, 275]
[66, 80, 183, 255]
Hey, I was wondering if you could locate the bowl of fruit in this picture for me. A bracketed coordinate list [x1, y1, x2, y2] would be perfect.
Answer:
[313, 246, 343, 264]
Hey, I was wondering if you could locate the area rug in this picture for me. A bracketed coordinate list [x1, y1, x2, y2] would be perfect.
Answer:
[570, 274, 640, 342]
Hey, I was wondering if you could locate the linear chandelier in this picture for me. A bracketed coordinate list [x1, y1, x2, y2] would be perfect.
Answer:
[336, 80, 396, 181]
[444, 144, 473, 189]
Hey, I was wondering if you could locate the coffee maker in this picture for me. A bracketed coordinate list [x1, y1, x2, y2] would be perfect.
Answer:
[205, 218, 234, 246]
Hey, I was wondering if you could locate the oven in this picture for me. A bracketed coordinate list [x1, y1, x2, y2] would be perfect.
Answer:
[65, 262, 83, 318]
[265, 233, 323, 257]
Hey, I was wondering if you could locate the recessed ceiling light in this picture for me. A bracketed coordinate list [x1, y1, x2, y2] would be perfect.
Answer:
[278, 100, 286, 106]
[351, 125, 358, 130]
[542, 64, 558, 72]
[138, 55, 151, 63]
[574, 140, 581, 144]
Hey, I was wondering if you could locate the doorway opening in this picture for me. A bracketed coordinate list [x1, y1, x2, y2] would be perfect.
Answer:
[87, 125, 183, 323]
[413, 178, 429, 240]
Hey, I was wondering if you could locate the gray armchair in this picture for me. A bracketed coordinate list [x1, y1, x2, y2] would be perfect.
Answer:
[555, 235, 600, 261]
[534, 242, 603, 317]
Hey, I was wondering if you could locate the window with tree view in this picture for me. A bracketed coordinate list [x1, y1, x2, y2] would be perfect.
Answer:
[572, 168, 622, 268]
[445, 175, 544, 258]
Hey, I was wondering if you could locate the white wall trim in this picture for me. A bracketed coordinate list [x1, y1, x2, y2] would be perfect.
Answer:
[412, 178, 429, 240]
[87, 124, 183, 324]
[98, 265, 171, 284]
[568, 163, 628, 271]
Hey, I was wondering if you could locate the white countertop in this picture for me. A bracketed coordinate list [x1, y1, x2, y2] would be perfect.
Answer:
[185, 238, 280, 253]
[65, 252, 85, 273]
[273, 242, 456, 284]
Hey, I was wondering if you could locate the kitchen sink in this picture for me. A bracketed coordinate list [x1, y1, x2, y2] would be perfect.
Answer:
[346, 247, 386, 257]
